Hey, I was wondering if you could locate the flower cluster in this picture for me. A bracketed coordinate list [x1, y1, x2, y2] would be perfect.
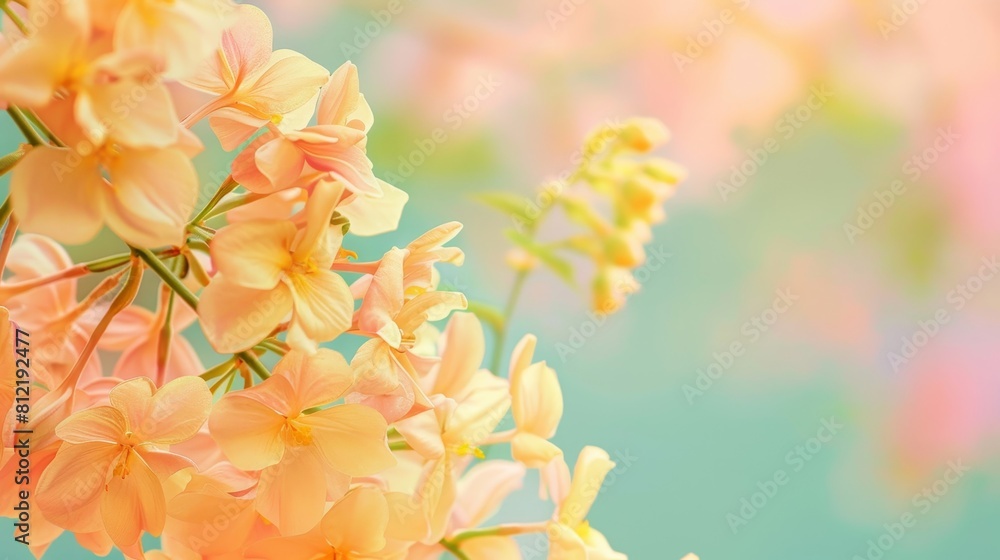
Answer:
[483, 118, 685, 315]
[0, 2, 693, 560]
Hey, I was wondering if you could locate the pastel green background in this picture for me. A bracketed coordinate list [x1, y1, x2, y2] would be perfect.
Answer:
[3, 1, 1000, 559]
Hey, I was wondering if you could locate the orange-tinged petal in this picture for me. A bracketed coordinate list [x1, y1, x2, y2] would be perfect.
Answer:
[136, 376, 212, 444]
[101, 306, 155, 350]
[286, 269, 353, 352]
[240, 50, 327, 117]
[36, 442, 118, 533]
[357, 248, 405, 345]
[102, 451, 166, 547]
[273, 349, 354, 411]
[55, 406, 127, 444]
[394, 291, 468, 336]
[302, 404, 394, 476]
[211, 220, 296, 289]
[351, 338, 404, 395]
[559, 446, 615, 529]
[219, 4, 273, 86]
[209, 107, 268, 150]
[108, 377, 157, 435]
[199, 278, 292, 354]
[253, 136, 307, 192]
[209, 393, 286, 471]
[83, 50, 179, 148]
[321, 487, 388, 554]
[395, 406, 447, 460]
[10, 146, 105, 245]
[318, 62, 367, 129]
[255, 446, 327, 536]
[105, 147, 197, 248]
[138, 448, 196, 480]
[246, 528, 329, 560]
[432, 312, 484, 397]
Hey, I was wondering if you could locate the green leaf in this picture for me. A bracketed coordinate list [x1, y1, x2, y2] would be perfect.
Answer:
[505, 229, 575, 286]
[475, 191, 536, 226]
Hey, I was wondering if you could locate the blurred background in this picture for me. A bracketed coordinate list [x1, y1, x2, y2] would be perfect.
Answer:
[4, 0, 1000, 558]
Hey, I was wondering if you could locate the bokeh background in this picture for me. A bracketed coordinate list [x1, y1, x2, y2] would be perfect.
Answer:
[4, 0, 1000, 558]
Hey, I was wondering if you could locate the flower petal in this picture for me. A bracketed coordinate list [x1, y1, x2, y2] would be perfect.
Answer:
[209, 393, 286, 471]
[211, 220, 296, 290]
[338, 180, 408, 237]
[136, 376, 212, 444]
[56, 406, 127, 444]
[302, 404, 395, 476]
[199, 278, 292, 354]
[255, 446, 327, 536]
[286, 269, 354, 351]
[321, 487, 388, 554]
[273, 348, 354, 411]
[559, 446, 615, 528]
[10, 146, 105, 245]
[102, 451, 166, 548]
[36, 442, 118, 533]
[105, 147, 197, 248]
[432, 312, 484, 397]
[455, 460, 526, 528]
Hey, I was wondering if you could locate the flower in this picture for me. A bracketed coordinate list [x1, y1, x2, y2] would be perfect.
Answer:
[182, 3, 328, 143]
[199, 183, 354, 354]
[208, 349, 395, 535]
[547, 447, 626, 560]
[231, 61, 381, 195]
[35, 376, 212, 550]
[0, 0, 180, 148]
[394, 377, 511, 543]
[10, 140, 199, 248]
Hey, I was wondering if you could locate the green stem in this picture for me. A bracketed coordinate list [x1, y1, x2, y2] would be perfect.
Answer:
[24, 110, 64, 146]
[204, 192, 265, 221]
[135, 248, 199, 310]
[388, 440, 412, 451]
[449, 522, 548, 545]
[0, 2, 28, 35]
[257, 338, 288, 357]
[0, 148, 25, 176]
[489, 268, 529, 375]
[237, 351, 270, 381]
[0, 197, 11, 225]
[439, 539, 471, 560]
[190, 176, 238, 226]
[136, 247, 273, 383]
[6, 107, 44, 146]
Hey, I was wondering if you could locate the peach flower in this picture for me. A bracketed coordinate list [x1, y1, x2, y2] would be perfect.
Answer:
[35, 376, 212, 550]
[209, 349, 395, 535]
[547, 447, 626, 560]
